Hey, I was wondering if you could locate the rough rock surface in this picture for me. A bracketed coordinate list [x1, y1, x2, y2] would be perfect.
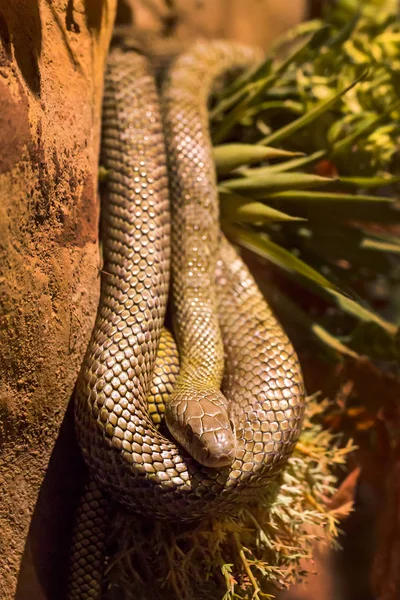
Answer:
[0, 2, 117, 598]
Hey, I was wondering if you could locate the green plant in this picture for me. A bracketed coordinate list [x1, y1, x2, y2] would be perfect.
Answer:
[211, 1, 400, 364]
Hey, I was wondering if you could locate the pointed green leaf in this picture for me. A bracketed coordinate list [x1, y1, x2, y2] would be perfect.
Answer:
[361, 238, 400, 253]
[312, 324, 360, 358]
[258, 280, 360, 359]
[330, 290, 397, 335]
[213, 144, 304, 175]
[260, 151, 327, 173]
[223, 222, 337, 290]
[339, 174, 400, 187]
[261, 191, 398, 222]
[224, 223, 396, 336]
[221, 173, 336, 194]
[264, 191, 396, 203]
[240, 153, 328, 177]
[219, 190, 305, 223]
[359, 228, 400, 247]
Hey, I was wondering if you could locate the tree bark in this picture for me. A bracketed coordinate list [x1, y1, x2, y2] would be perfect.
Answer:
[0, 2, 117, 598]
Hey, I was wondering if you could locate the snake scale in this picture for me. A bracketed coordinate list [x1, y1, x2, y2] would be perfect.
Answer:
[69, 40, 305, 598]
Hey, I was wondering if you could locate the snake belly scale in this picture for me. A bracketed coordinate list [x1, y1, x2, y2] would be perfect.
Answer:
[74, 41, 305, 524]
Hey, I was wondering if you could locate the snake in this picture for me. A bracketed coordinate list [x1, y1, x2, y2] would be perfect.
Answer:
[68, 40, 305, 598]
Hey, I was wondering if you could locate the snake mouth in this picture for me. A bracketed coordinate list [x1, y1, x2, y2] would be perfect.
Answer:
[199, 451, 236, 469]
[194, 429, 237, 468]
[166, 417, 237, 469]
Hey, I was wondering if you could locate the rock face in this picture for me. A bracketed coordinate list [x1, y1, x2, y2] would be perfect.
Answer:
[0, 2, 117, 598]
[0, 1, 305, 598]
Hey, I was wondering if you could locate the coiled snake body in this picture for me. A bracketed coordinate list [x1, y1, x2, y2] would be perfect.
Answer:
[69, 40, 305, 597]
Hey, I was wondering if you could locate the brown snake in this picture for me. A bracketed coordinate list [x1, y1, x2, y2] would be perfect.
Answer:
[68, 40, 305, 598]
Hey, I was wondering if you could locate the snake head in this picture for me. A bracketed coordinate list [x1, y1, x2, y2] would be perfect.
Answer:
[165, 391, 237, 468]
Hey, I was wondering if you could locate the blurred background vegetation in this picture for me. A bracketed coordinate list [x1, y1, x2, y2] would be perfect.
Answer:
[213, 0, 400, 367]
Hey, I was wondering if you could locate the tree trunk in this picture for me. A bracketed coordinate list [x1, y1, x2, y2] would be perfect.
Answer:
[0, 2, 117, 598]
